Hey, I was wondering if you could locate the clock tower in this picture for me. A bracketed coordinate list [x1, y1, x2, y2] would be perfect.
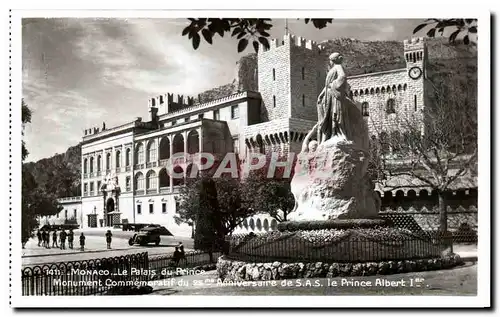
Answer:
[404, 37, 427, 118]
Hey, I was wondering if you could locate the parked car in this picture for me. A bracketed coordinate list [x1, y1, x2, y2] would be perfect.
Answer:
[128, 225, 173, 246]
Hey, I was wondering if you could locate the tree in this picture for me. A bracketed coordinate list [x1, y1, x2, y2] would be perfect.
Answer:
[175, 172, 255, 250]
[22, 166, 62, 245]
[372, 73, 477, 234]
[240, 161, 296, 222]
[22, 99, 32, 161]
[181, 18, 333, 52]
[413, 19, 478, 45]
[21, 99, 62, 246]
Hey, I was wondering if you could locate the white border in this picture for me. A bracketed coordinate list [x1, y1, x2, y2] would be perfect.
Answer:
[7, 3, 491, 309]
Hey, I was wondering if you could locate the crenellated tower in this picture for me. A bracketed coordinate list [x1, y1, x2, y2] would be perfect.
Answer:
[257, 34, 328, 122]
[148, 93, 196, 115]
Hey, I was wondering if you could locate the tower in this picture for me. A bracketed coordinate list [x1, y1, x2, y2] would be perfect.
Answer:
[404, 37, 427, 116]
[257, 34, 327, 122]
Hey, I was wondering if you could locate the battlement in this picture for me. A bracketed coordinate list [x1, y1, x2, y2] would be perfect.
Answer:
[148, 93, 197, 113]
[403, 37, 425, 51]
[259, 33, 321, 53]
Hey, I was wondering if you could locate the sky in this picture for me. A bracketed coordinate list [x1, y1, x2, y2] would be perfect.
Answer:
[22, 18, 425, 162]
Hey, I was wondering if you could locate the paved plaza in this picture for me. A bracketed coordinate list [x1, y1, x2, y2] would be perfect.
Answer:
[22, 228, 194, 267]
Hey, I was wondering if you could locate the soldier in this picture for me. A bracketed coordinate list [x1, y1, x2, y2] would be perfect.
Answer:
[105, 230, 112, 249]
[52, 230, 58, 248]
[79, 232, 86, 251]
[60, 230, 67, 250]
[67, 229, 74, 249]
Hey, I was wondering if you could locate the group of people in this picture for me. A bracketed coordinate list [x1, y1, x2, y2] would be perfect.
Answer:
[172, 242, 185, 265]
[36, 229, 86, 251]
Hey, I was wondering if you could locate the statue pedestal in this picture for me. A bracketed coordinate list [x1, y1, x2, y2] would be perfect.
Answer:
[289, 135, 380, 221]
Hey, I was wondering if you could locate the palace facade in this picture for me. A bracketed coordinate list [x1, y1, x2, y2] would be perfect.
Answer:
[44, 34, 472, 237]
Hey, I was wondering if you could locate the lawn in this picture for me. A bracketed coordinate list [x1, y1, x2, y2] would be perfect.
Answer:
[151, 263, 477, 296]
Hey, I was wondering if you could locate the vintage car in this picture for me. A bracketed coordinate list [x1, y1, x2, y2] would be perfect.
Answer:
[128, 225, 173, 246]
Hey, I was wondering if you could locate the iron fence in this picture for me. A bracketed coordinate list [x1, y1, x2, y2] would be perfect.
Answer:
[227, 232, 445, 264]
[22, 252, 149, 296]
[21, 250, 220, 296]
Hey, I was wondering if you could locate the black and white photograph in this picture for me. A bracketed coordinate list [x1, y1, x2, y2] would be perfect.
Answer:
[8, 4, 491, 308]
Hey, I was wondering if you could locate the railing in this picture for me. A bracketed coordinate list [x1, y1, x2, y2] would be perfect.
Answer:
[146, 189, 157, 195]
[159, 187, 170, 193]
[134, 190, 145, 196]
[134, 164, 145, 170]
[146, 162, 157, 168]
[21, 251, 220, 296]
[97, 171, 102, 177]
[159, 159, 168, 167]
[21, 252, 149, 296]
[125, 166, 131, 172]
[115, 167, 121, 173]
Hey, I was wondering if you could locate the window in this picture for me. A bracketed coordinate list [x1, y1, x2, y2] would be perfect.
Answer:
[89, 157, 94, 173]
[159, 95, 163, 104]
[302, 67, 305, 80]
[231, 105, 239, 119]
[149, 204, 154, 214]
[233, 137, 239, 155]
[273, 95, 276, 108]
[386, 99, 396, 114]
[414, 95, 418, 111]
[73, 209, 77, 219]
[65, 210, 68, 219]
[151, 98, 156, 107]
[362, 102, 369, 116]
[302, 94, 305, 107]
[84, 183, 88, 195]
[175, 200, 180, 213]
[162, 203, 167, 214]
[126, 149, 131, 166]
[97, 155, 102, 172]
[137, 204, 142, 214]
[272, 68, 275, 81]
[213, 109, 220, 120]
[90, 182, 94, 196]
[146, 171, 157, 189]
[83, 158, 88, 174]
[147, 141, 157, 162]
[135, 173, 145, 190]
[106, 153, 111, 171]
[116, 151, 121, 168]
[126, 176, 131, 191]
[97, 181, 102, 192]
[136, 143, 145, 164]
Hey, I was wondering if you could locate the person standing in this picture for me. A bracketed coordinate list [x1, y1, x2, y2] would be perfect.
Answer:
[52, 230, 58, 248]
[79, 233, 86, 251]
[67, 229, 74, 249]
[105, 230, 112, 249]
[60, 230, 67, 250]
[36, 230, 42, 247]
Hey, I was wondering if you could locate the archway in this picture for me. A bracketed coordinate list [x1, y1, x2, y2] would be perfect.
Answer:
[106, 198, 115, 226]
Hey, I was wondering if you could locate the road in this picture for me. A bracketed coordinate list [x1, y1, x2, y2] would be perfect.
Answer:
[21, 229, 194, 267]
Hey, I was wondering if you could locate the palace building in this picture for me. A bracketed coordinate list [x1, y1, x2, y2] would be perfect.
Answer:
[45, 34, 473, 237]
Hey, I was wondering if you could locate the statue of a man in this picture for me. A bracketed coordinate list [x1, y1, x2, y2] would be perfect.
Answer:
[317, 52, 349, 144]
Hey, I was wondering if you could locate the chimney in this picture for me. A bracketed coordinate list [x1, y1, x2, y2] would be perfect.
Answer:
[102, 122, 106, 130]
[150, 106, 158, 123]
[84, 129, 87, 136]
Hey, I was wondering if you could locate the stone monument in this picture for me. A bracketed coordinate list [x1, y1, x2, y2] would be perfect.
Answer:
[289, 52, 380, 221]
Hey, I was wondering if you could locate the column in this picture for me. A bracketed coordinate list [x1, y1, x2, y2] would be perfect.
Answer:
[169, 135, 173, 192]
[183, 131, 188, 179]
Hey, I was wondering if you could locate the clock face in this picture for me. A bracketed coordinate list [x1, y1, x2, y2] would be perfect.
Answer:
[409, 66, 422, 80]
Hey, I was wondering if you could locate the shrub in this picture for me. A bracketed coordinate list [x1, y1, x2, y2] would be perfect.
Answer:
[276, 218, 390, 232]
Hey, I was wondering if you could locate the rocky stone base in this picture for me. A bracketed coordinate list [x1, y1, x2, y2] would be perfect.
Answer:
[217, 254, 464, 281]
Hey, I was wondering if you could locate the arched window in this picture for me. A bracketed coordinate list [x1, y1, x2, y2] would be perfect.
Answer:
[135, 172, 145, 190]
[159, 168, 170, 188]
[386, 99, 396, 114]
[256, 219, 262, 231]
[116, 151, 121, 168]
[83, 158, 88, 174]
[270, 219, 278, 231]
[361, 102, 369, 116]
[263, 219, 269, 231]
[97, 155, 102, 172]
[249, 218, 255, 231]
[147, 140, 157, 163]
[146, 170, 157, 189]
[159, 137, 170, 160]
[89, 157, 94, 173]
[135, 143, 145, 164]
[126, 148, 131, 166]
[106, 153, 111, 171]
